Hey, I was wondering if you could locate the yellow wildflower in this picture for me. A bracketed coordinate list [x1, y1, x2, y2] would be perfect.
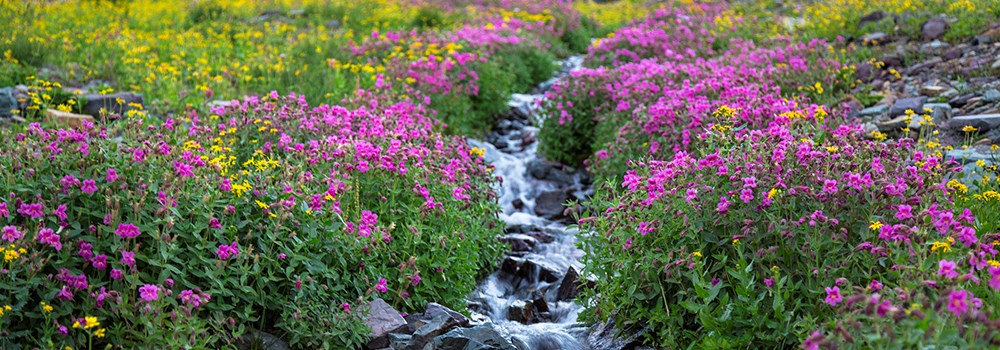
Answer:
[963, 125, 978, 133]
[693, 251, 702, 258]
[869, 221, 883, 231]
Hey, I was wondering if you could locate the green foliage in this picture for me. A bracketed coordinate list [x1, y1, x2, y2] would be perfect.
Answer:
[432, 61, 513, 136]
[493, 46, 557, 93]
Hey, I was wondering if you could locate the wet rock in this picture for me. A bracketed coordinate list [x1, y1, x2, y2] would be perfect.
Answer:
[524, 230, 555, 244]
[505, 224, 542, 235]
[588, 318, 648, 350]
[945, 114, 1000, 132]
[532, 291, 551, 314]
[500, 234, 538, 253]
[861, 32, 889, 46]
[921, 18, 948, 40]
[80, 92, 143, 118]
[236, 329, 291, 350]
[408, 313, 460, 350]
[556, 266, 583, 301]
[364, 298, 408, 349]
[889, 97, 926, 117]
[534, 190, 569, 219]
[920, 85, 947, 97]
[424, 303, 470, 328]
[427, 323, 518, 350]
[501, 257, 562, 283]
[511, 198, 525, 210]
[45, 109, 95, 129]
[526, 160, 574, 185]
[920, 40, 949, 52]
[507, 300, 534, 324]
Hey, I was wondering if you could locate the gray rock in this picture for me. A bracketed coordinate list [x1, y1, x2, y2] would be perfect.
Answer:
[857, 11, 888, 29]
[943, 48, 964, 60]
[889, 97, 926, 117]
[950, 93, 977, 107]
[878, 115, 920, 132]
[854, 63, 875, 83]
[365, 298, 408, 349]
[390, 333, 414, 349]
[424, 303, 470, 328]
[924, 103, 953, 122]
[408, 314, 460, 350]
[920, 40, 949, 52]
[920, 85, 947, 97]
[426, 323, 518, 350]
[983, 89, 1000, 103]
[946, 114, 1000, 132]
[80, 92, 143, 118]
[861, 32, 889, 46]
[534, 190, 568, 219]
[921, 18, 948, 40]
[0, 87, 18, 119]
[236, 329, 291, 350]
[859, 105, 889, 119]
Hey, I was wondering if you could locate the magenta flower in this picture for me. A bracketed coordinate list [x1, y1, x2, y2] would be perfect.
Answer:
[115, 223, 141, 239]
[120, 251, 136, 268]
[739, 188, 753, 203]
[106, 168, 118, 183]
[17, 202, 45, 218]
[868, 279, 883, 291]
[821, 179, 838, 194]
[139, 284, 159, 302]
[110, 269, 124, 280]
[36, 228, 62, 250]
[56, 286, 73, 301]
[209, 217, 222, 229]
[375, 278, 388, 293]
[937, 259, 959, 279]
[947, 289, 969, 316]
[894, 205, 913, 220]
[52, 205, 68, 221]
[91, 254, 107, 270]
[341, 302, 351, 314]
[80, 179, 98, 194]
[824, 286, 842, 306]
[716, 196, 730, 213]
[764, 277, 774, 288]
[173, 161, 194, 178]
[216, 241, 240, 260]
[2, 225, 23, 242]
[411, 274, 421, 286]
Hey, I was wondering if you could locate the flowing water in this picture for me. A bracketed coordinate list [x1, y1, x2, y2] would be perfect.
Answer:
[465, 56, 595, 350]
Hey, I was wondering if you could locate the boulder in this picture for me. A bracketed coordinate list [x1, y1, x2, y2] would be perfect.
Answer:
[500, 257, 562, 283]
[588, 318, 648, 350]
[0, 87, 19, 119]
[857, 11, 888, 29]
[364, 298, 408, 349]
[921, 18, 948, 40]
[506, 300, 533, 324]
[949, 93, 977, 107]
[80, 92, 143, 118]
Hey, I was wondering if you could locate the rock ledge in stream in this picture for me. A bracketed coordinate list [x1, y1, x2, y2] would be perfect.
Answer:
[534, 190, 569, 220]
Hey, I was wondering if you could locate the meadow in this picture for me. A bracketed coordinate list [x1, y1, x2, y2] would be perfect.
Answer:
[2, 0, 1000, 348]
